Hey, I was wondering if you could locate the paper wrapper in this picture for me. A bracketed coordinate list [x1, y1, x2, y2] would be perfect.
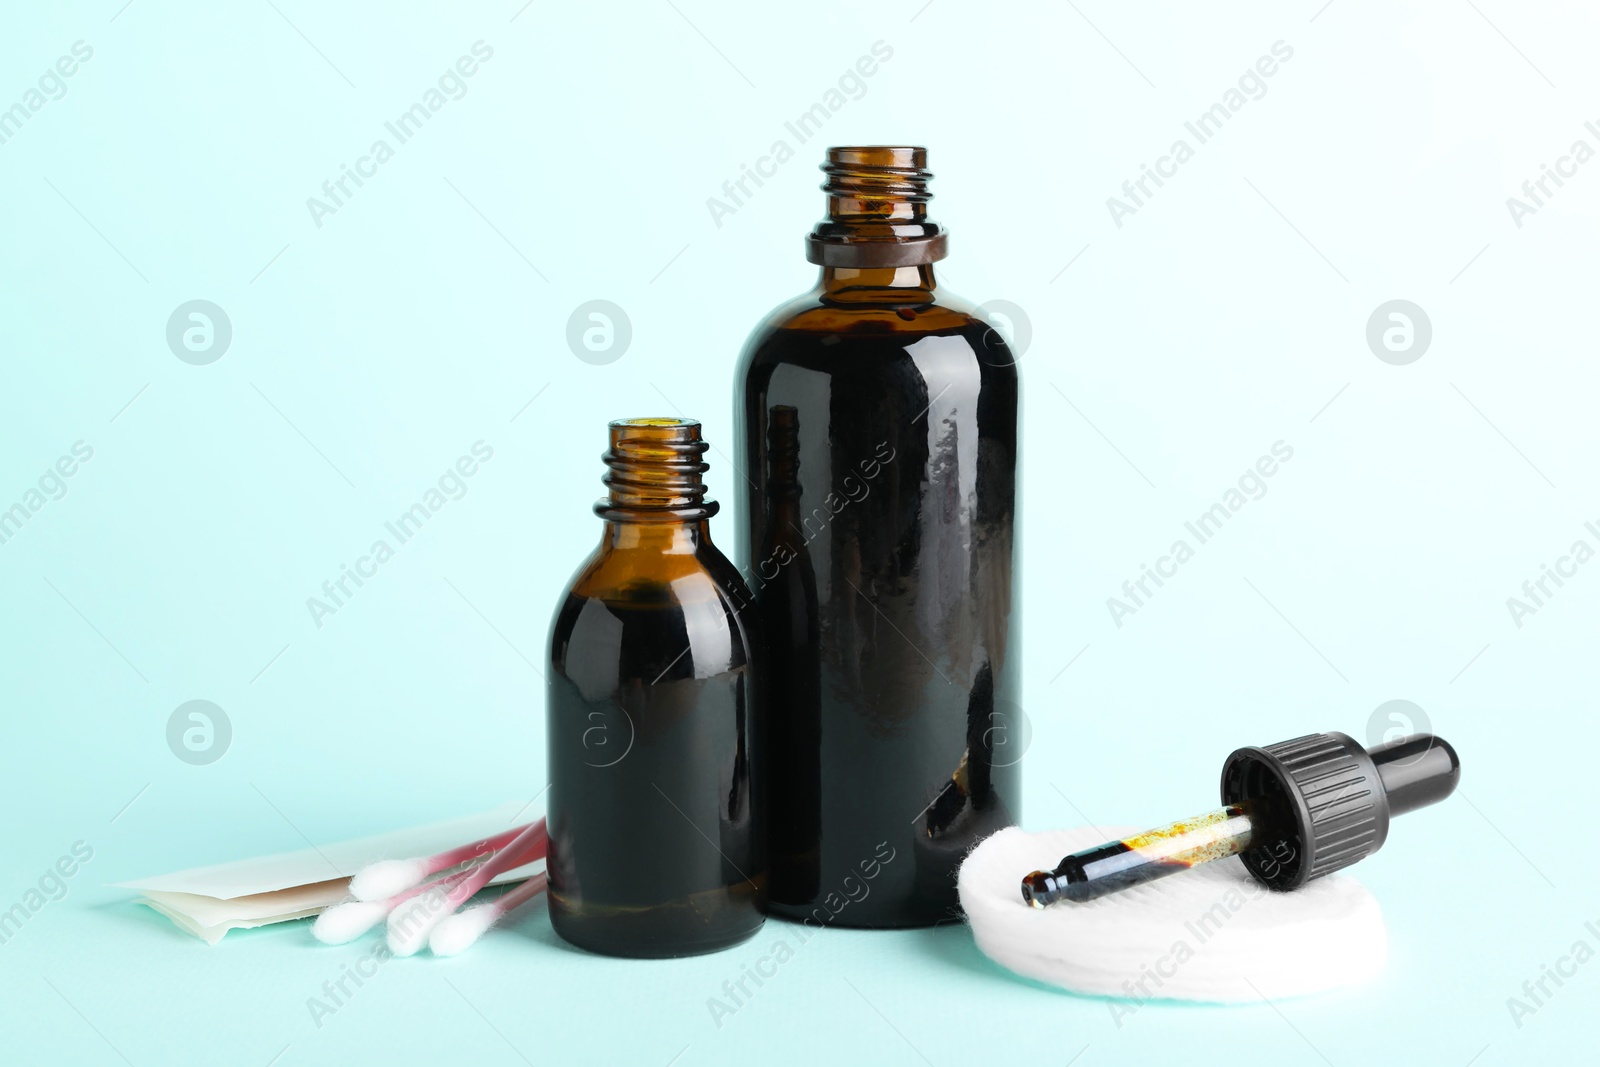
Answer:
[115, 803, 543, 944]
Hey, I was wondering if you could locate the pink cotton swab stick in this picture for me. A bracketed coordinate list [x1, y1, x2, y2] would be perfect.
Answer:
[429, 872, 549, 956]
[349, 820, 543, 902]
[320, 822, 549, 945]
[313, 867, 478, 945]
[388, 820, 549, 956]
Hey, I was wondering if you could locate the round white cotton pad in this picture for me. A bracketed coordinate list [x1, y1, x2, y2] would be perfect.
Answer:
[959, 825, 1387, 1003]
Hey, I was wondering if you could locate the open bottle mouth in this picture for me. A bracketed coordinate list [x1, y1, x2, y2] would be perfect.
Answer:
[820, 146, 934, 204]
[596, 417, 719, 521]
[807, 145, 948, 268]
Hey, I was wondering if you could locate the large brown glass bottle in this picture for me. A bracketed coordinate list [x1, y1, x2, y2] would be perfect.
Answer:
[546, 418, 764, 956]
[735, 146, 1020, 928]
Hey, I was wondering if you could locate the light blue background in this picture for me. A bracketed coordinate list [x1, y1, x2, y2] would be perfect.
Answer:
[1, 1, 1594, 1064]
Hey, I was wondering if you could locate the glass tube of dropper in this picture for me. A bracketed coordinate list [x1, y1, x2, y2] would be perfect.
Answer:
[1021, 803, 1260, 907]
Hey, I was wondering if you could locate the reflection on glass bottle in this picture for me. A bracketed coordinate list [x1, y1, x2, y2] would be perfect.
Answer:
[753, 405, 822, 907]
[912, 659, 1017, 907]
[546, 418, 764, 958]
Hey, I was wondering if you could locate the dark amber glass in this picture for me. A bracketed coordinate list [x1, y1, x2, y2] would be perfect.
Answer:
[546, 418, 764, 957]
[735, 147, 1021, 928]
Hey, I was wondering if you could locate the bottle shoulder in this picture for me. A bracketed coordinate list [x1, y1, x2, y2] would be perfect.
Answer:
[554, 542, 752, 644]
[737, 286, 1018, 384]
[561, 543, 729, 602]
[745, 287, 985, 337]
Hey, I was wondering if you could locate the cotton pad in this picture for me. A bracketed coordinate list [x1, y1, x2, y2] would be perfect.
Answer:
[959, 825, 1387, 1003]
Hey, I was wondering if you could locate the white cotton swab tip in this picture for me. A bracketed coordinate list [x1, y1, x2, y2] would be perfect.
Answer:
[387, 888, 454, 957]
[311, 900, 390, 945]
[428, 873, 549, 957]
[428, 904, 501, 957]
[349, 857, 430, 902]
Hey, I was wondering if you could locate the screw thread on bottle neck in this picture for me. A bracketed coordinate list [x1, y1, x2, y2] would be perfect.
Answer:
[597, 418, 717, 522]
[821, 145, 933, 221]
[808, 146, 947, 268]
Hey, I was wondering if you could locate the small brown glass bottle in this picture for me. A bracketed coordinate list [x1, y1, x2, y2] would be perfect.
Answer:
[735, 147, 1020, 928]
[546, 418, 764, 957]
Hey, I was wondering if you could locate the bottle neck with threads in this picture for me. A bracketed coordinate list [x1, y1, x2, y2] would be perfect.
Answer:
[594, 418, 715, 554]
[807, 145, 945, 304]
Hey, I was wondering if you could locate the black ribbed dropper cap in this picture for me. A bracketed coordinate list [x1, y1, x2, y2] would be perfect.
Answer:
[1220, 731, 1459, 890]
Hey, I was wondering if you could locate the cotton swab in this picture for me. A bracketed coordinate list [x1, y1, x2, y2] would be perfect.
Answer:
[312, 867, 477, 945]
[349, 820, 541, 902]
[429, 872, 549, 956]
[320, 823, 548, 946]
[310, 900, 389, 945]
[387, 820, 549, 956]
